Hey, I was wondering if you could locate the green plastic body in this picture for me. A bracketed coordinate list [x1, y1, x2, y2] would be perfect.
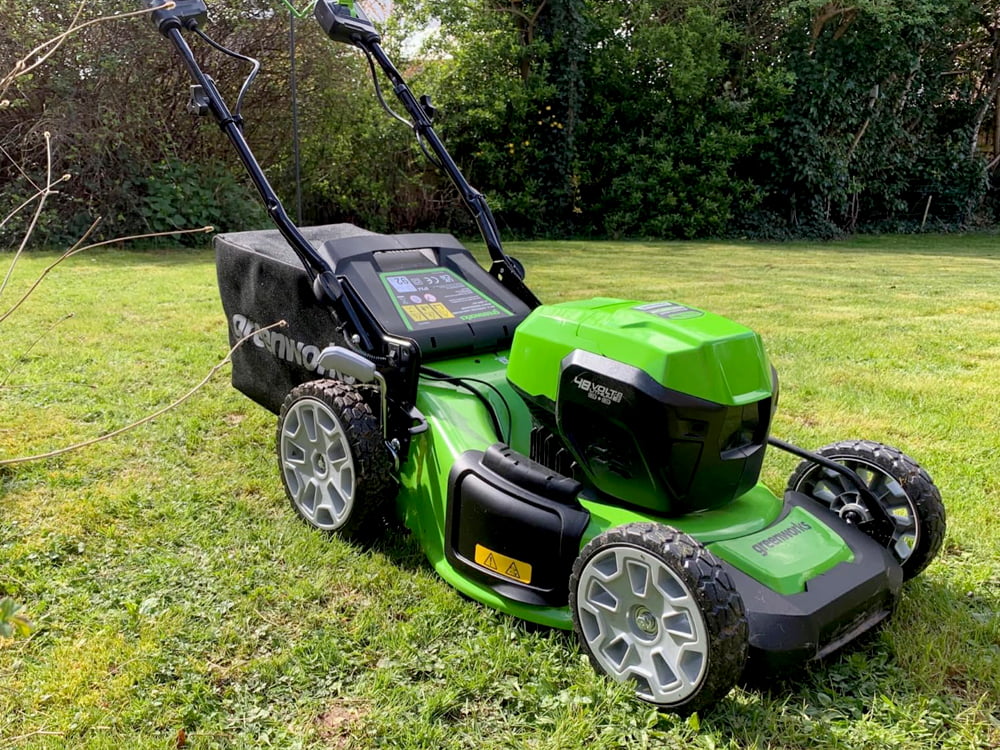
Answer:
[398, 349, 854, 630]
[506, 298, 773, 407]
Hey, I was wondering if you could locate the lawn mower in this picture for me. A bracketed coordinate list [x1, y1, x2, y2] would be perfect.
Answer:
[144, 0, 946, 712]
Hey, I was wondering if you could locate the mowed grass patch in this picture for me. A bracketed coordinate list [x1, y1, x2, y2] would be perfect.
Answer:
[0, 236, 998, 749]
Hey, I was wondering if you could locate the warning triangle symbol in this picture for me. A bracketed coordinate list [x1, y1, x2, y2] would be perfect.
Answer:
[505, 561, 521, 580]
[484, 553, 498, 570]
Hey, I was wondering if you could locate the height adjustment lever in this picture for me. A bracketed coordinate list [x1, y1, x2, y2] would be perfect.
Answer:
[419, 94, 437, 123]
[187, 84, 210, 116]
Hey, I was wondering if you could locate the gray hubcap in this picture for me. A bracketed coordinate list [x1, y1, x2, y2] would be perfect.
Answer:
[576, 546, 709, 705]
[279, 397, 356, 531]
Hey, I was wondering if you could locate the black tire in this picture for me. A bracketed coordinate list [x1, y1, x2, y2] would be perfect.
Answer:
[569, 523, 748, 714]
[276, 379, 396, 539]
[787, 439, 945, 580]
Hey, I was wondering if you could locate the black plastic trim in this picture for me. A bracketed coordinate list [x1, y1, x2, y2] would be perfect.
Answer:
[720, 491, 903, 667]
[445, 447, 590, 606]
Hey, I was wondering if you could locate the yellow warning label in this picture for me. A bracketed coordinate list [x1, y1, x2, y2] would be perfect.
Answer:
[429, 302, 455, 319]
[401, 302, 455, 324]
[402, 305, 426, 322]
[474, 544, 532, 584]
[416, 304, 441, 320]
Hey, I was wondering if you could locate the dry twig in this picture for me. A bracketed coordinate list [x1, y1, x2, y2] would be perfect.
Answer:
[0, 225, 214, 326]
[0, 2, 177, 100]
[0, 320, 287, 467]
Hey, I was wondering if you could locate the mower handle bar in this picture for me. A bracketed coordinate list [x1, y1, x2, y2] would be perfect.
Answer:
[147, 2, 394, 353]
[357, 38, 539, 307]
[157, 30, 331, 283]
[145, 0, 539, 310]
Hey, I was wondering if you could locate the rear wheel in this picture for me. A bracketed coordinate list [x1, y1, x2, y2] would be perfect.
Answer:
[787, 440, 945, 580]
[277, 379, 395, 539]
[569, 523, 748, 714]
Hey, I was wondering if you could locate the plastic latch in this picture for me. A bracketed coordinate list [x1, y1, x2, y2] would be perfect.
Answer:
[316, 346, 377, 383]
[187, 85, 210, 116]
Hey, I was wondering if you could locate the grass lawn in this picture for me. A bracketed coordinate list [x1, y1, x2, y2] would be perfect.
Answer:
[1, 233, 998, 748]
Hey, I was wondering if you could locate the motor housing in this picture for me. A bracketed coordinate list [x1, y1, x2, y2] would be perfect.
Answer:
[507, 298, 776, 514]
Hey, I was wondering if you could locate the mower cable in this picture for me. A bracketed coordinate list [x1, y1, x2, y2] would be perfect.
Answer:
[415, 133, 444, 170]
[419, 367, 512, 442]
[192, 27, 261, 125]
[361, 46, 412, 130]
[359, 47, 444, 171]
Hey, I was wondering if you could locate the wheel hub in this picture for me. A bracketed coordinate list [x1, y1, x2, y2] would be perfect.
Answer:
[838, 501, 871, 525]
[314, 452, 328, 475]
[631, 606, 659, 639]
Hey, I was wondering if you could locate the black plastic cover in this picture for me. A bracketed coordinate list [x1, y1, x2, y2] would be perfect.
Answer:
[146, 0, 207, 34]
[315, 232, 530, 356]
[723, 492, 903, 667]
[555, 349, 773, 514]
[446, 446, 589, 606]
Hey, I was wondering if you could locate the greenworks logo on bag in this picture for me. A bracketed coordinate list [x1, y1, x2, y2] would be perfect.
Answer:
[232, 314, 332, 376]
[752, 521, 812, 557]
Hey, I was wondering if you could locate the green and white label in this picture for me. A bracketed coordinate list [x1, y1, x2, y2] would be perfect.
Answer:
[381, 270, 511, 330]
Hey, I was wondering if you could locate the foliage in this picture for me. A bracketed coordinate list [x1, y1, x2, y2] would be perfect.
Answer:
[2, 1, 999, 245]
[0, 0, 282, 248]
[578, 1, 771, 238]
[131, 158, 267, 243]
[389, 0, 999, 239]
[744, 0, 997, 236]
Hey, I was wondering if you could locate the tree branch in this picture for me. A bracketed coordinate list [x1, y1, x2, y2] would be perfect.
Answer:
[0, 2, 177, 99]
[0, 225, 214, 326]
[0, 320, 287, 467]
[0, 132, 62, 299]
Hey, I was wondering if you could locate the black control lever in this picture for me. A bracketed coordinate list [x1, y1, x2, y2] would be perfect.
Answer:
[419, 94, 436, 123]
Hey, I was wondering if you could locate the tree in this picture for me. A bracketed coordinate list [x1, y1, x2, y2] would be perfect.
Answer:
[746, 0, 996, 235]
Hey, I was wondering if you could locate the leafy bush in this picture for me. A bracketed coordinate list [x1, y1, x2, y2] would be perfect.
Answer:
[133, 159, 267, 242]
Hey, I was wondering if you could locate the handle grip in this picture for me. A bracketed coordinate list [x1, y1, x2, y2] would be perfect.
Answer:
[145, 0, 208, 34]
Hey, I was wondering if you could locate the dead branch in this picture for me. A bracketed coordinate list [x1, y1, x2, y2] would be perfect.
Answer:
[969, 62, 1000, 157]
[0, 132, 61, 299]
[0, 225, 214, 326]
[809, 3, 859, 55]
[0, 320, 287, 467]
[0, 179, 68, 235]
[0, 2, 177, 100]
[0, 143, 44, 193]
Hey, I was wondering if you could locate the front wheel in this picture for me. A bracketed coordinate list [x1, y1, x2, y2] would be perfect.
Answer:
[277, 379, 395, 539]
[787, 440, 945, 580]
[569, 523, 748, 714]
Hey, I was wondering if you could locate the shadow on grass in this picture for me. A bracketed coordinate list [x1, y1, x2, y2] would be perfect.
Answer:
[369, 524, 990, 739]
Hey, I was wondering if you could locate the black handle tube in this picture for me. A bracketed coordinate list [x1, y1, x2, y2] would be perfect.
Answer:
[364, 43, 497, 251]
[363, 40, 541, 308]
[164, 27, 332, 284]
[767, 436, 897, 536]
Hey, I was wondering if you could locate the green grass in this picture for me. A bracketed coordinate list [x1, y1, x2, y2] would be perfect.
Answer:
[1, 234, 999, 749]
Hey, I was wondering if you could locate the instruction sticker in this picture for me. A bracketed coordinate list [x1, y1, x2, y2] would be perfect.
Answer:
[474, 544, 533, 584]
[381, 270, 512, 330]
